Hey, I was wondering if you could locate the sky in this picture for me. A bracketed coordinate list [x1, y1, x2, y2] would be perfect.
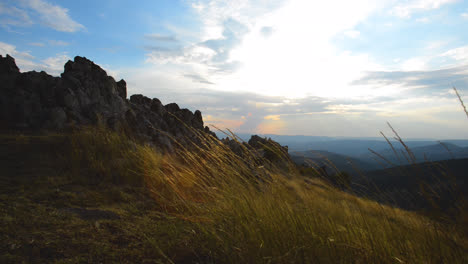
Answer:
[1, 0, 468, 139]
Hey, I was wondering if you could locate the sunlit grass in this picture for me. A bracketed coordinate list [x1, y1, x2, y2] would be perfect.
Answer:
[131, 127, 468, 263]
[1, 124, 467, 263]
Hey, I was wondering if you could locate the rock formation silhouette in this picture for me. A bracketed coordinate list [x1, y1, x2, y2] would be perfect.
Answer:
[0, 54, 215, 151]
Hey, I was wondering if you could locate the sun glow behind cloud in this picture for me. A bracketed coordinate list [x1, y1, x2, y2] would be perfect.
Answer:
[198, 0, 386, 99]
[134, 0, 468, 136]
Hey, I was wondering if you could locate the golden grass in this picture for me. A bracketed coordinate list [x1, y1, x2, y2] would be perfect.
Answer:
[130, 127, 468, 263]
[1, 125, 467, 263]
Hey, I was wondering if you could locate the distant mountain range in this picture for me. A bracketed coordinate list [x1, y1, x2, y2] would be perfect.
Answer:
[290, 150, 380, 173]
[291, 142, 468, 172]
[222, 133, 468, 172]
[358, 142, 468, 167]
[354, 158, 468, 211]
[291, 148, 468, 211]
[220, 133, 468, 152]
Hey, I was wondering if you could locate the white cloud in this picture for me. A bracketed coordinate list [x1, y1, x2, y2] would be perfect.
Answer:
[145, 44, 215, 65]
[190, 0, 257, 40]
[462, 12, 468, 18]
[344, 29, 361, 38]
[390, 0, 458, 18]
[29, 42, 45, 47]
[260, 26, 274, 37]
[424, 40, 448, 51]
[140, 0, 415, 104]
[28, 40, 69, 47]
[400, 57, 429, 71]
[22, 0, 84, 32]
[0, 42, 39, 71]
[416, 17, 430, 23]
[144, 0, 390, 99]
[1, 0, 84, 32]
[381, 44, 468, 72]
[144, 1, 270, 84]
[0, 2, 33, 28]
[191, 2, 205, 12]
[125, 0, 468, 137]
[48, 40, 70, 46]
[440, 45, 468, 64]
[0, 41, 69, 75]
[210, 0, 383, 98]
[144, 34, 178, 42]
[0, 41, 35, 61]
[41, 53, 70, 74]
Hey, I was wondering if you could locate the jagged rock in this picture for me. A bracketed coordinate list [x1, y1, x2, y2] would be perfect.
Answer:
[193, 110, 204, 129]
[165, 102, 180, 113]
[116, 79, 127, 99]
[0, 54, 19, 74]
[220, 135, 291, 170]
[222, 137, 245, 156]
[0, 54, 216, 152]
[130, 94, 151, 106]
[150, 98, 165, 115]
[248, 135, 288, 154]
[248, 135, 289, 162]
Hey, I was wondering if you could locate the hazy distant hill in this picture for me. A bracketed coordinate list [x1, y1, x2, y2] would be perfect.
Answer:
[358, 142, 468, 167]
[218, 133, 447, 155]
[224, 133, 468, 171]
[290, 150, 380, 173]
[216, 133, 333, 144]
[283, 139, 468, 183]
[354, 158, 468, 211]
[441, 139, 468, 147]
[217, 132, 468, 155]
[284, 139, 450, 155]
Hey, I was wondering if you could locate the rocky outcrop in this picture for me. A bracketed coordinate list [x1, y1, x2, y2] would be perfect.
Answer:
[0, 54, 215, 152]
[248, 135, 289, 161]
[0, 54, 19, 73]
[0, 54, 290, 161]
[221, 135, 291, 168]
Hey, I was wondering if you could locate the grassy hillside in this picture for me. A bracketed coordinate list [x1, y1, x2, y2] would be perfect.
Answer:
[1, 127, 467, 263]
[356, 158, 468, 212]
